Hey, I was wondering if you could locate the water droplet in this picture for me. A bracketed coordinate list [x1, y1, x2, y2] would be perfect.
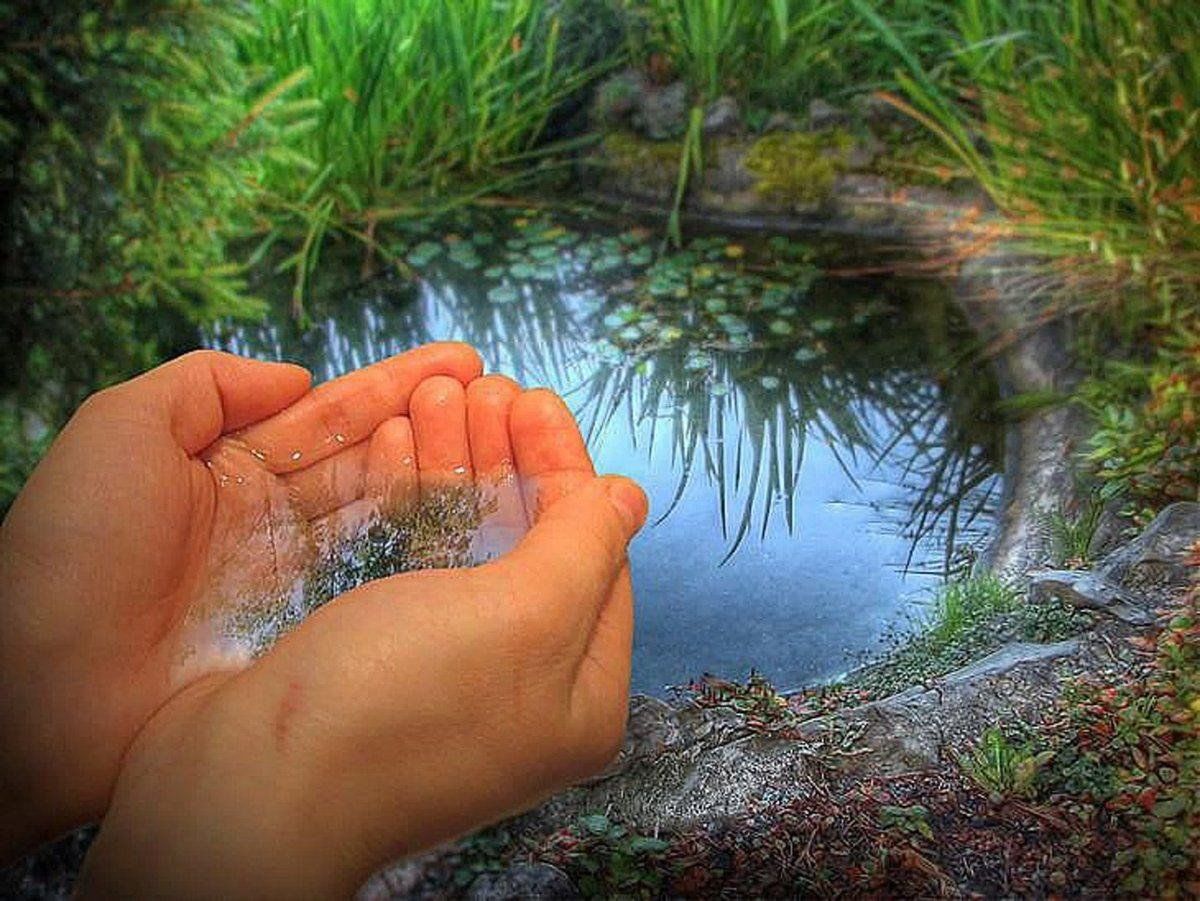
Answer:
[333, 433, 346, 444]
[235, 475, 245, 485]
[400, 455, 414, 466]
[250, 449, 267, 462]
[290, 451, 302, 462]
[452, 465, 467, 475]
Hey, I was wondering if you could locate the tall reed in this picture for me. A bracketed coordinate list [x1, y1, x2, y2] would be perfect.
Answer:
[243, 0, 596, 312]
[856, 0, 1200, 314]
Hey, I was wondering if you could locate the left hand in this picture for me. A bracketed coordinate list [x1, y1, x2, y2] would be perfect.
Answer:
[0, 345, 482, 857]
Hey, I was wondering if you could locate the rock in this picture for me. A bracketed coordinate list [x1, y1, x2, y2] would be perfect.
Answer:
[851, 92, 916, 131]
[941, 640, 1081, 684]
[1098, 502, 1199, 591]
[807, 98, 851, 131]
[762, 111, 801, 133]
[1028, 569, 1154, 625]
[632, 80, 689, 140]
[844, 131, 885, 169]
[589, 68, 649, 127]
[467, 864, 578, 900]
[702, 95, 741, 135]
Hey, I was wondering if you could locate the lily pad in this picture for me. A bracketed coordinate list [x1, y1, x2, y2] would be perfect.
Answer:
[811, 317, 836, 334]
[405, 241, 443, 267]
[487, 285, 519, 304]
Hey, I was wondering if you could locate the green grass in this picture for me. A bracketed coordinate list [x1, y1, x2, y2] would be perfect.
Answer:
[855, 0, 1199, 317]
[957, 727, 1054, 799]
[925, 573, 1018, 645]
[622, 0, 954, 112]
[242, 0, 599, 313]
[850, 574, 1084, 700]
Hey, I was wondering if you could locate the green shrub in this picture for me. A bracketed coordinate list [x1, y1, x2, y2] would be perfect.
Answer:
[0, 0, 308, 476]
[1080, 318, 1200, 522]
[858, 0, 1200, 314]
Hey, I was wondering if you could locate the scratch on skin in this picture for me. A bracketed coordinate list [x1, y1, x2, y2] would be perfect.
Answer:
[274, 679, 304, 753]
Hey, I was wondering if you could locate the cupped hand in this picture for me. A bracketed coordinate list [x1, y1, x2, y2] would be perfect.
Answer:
[78, 367, 646, 899]
[0, 345, 482, 855]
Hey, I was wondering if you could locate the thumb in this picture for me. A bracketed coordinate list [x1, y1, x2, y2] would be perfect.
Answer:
[101, 350, 312, 454]
[494, 475, 647, 635]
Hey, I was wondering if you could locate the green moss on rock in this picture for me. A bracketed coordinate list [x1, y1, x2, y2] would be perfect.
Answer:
[743, 130, 855, 203]
[600, 131, 685, 172]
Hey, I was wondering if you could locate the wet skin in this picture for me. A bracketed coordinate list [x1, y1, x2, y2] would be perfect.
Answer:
[0, 346, 646, 898]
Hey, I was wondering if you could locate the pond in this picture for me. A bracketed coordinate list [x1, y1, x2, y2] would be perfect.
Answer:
[209, 207, 1004, 696]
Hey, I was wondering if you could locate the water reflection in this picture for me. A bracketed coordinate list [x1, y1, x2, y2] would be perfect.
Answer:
[212, 221, 1003, 693]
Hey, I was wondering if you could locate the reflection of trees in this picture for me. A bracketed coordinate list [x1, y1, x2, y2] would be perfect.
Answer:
[576, 315, 1001, 572]
[212, 256, 1003, 576]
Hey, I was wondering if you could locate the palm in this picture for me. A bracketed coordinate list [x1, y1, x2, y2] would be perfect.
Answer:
[0, 345, 491, 839]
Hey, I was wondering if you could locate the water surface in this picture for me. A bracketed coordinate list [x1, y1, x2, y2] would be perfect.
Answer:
[212, 210, 1003, 694]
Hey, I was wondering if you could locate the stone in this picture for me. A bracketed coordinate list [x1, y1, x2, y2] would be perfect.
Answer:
[702, 95, 741, 135]
[844, 131, 885, 169]
[467, 864, 578, 900]
[1098, 502, 1199, 590]
[851, 92, 916, 131]
[1028, 569, 1154, 625]
[762, 111, 801, 133]
[589, 68, 649, 127]
[807, 98, 851, 131]
[632, 80, 689, 140]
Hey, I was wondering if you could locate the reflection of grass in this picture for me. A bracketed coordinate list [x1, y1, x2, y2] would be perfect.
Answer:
[576, 287, 1001, 568]
[218, 217, 1003, 570]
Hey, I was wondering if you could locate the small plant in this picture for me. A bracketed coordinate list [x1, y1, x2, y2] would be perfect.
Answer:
[682, 669, 801, 734]
[879, 804, 934, 840]
[925, 573, 1019, 646]
[852, 574, 1026, 700]
[449, 827, 516, 889]
[958, 727, 1054, 800]
[1039, 586, 1199, 894]
[542, 814, 672, 899]
[1081, 319, 1200, 524]
[1015, 596, 1089, 644]
[1043, 497, 1103, 568]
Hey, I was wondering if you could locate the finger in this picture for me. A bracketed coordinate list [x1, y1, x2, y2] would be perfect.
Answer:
[234, 343, 482, 475]
[508, 388, 594, 522]
[492, 476, 647, 646]
[364, 417, 419, 514]
[279, 442, 369, 521]
[467, 376, 527, 559]
[466, 376, 521, 480]
[410, 376, 472, 491]
[99, 350, 312, 455]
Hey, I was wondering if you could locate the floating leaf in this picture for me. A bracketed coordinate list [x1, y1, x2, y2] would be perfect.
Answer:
[487, 285, 518, 304]
[769, 319, 794, 336]
[405, 241, 442, 267]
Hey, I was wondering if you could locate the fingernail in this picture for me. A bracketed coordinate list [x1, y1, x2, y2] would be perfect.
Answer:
[605, 477, 649, 535]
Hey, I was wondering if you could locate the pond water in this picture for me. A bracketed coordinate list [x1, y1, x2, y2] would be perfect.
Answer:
[210, 208, 1003, 695]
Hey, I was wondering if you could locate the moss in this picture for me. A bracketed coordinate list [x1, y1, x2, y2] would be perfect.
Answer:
[599, 130, 685, 173]
[743, 130, 855, 203]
